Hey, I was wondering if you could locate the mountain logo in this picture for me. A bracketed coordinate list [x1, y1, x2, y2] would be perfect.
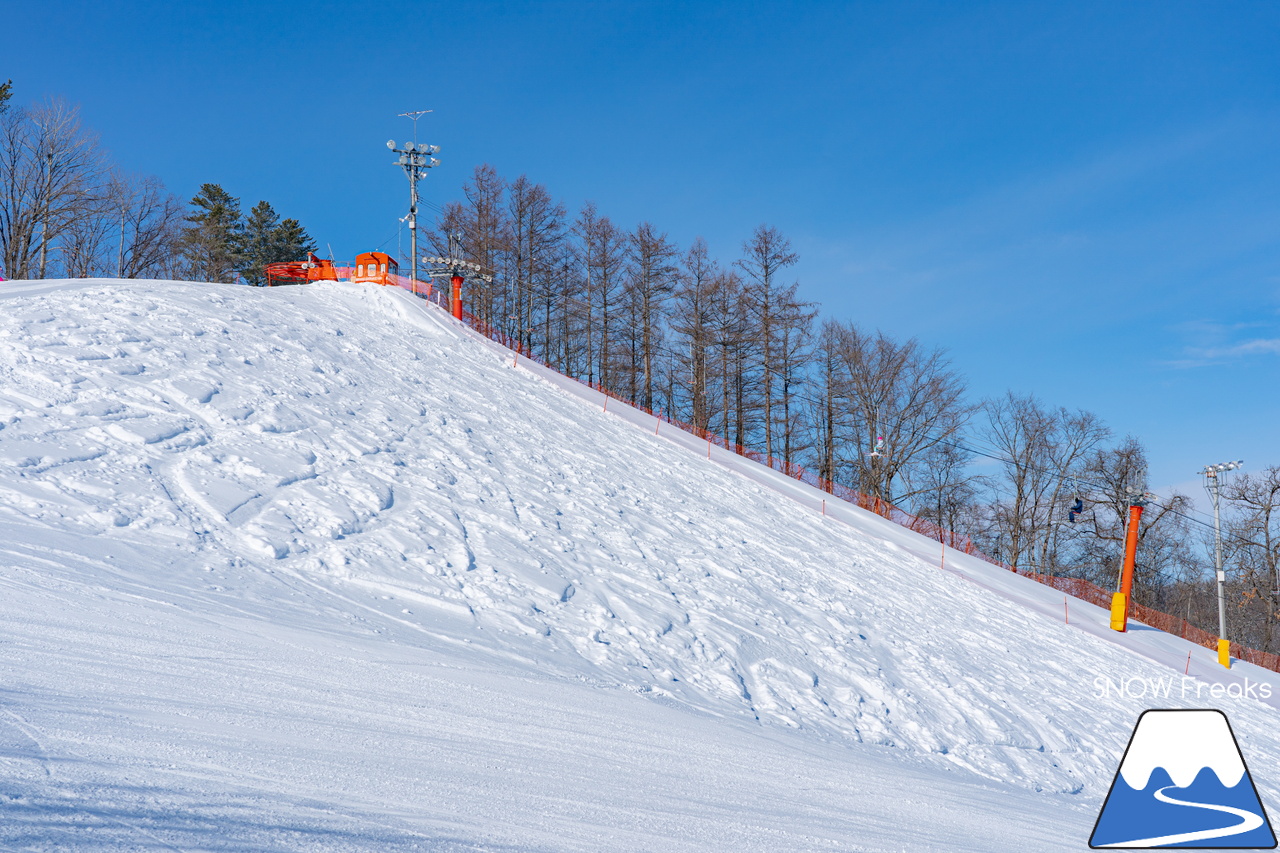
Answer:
[1091, 709, 1276, 849]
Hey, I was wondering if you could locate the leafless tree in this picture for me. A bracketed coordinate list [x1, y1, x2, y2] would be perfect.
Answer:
[624, 221, 679, 411]
[736, 225, 800, 459]
[506, 175, 565, 357]
[432, 164, 508, 325]
[669, 237, 719, 431]
[982, 393, 1110, 572]
[0, 97, 107, 279]
[768, 282, 816, 467]
[1076, 437, 1195, 604]
[1222, 467, 1280, 651]
[828, 322, 973, 506]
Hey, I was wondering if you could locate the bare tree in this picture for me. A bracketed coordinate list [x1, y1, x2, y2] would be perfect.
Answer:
[669, 237, 720, 431]
[982, 393, 1110, 571]
[704, 268, 752, 446]
[831, 323, 972, 506]
[625, 222, 679, 411]
[1077, 437, 1194, 604]
[431, 164, 508, 324]
[735, 225, 799, 458]
[769, 282, 816, 467]
[115, 173, 185, 278]
[571, 203, 627, 390]
[506, 176, 565, 357]
[1222, 467, 1280, 651]
[0, 97, 106, 279]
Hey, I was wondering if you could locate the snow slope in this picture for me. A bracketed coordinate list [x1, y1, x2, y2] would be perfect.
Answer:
[1, 278, 1277, 851]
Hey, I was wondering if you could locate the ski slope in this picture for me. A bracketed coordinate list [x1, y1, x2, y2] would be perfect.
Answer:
[0, 278, 1277, 851]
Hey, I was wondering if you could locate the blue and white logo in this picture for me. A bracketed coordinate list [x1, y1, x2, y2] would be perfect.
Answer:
[1091, 709, 1276, 848]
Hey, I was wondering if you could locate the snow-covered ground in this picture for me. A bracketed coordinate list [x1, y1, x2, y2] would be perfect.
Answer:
[0, 278, 1276, 851]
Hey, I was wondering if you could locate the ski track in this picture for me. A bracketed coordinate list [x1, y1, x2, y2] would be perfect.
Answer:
[0, 278, 1277, 850]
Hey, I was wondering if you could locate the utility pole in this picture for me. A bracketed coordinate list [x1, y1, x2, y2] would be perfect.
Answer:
[387, 110, 439, 292]
[1203, 460, 1243, 668]
[38, 150, 54, 278]
[117, 208, 126, 278]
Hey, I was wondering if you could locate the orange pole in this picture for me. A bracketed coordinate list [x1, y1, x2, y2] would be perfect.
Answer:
[1110, 502, 1144, 632]
[451, 274, 464, 320]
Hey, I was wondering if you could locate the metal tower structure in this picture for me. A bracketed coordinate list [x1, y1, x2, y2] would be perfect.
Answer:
[423, 233, 492, 320]
[387, 110, 439, 290]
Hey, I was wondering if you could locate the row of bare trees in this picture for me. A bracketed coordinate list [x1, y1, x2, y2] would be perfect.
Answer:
[0, 95, 185, 281]
[431, 163, 1280, 653]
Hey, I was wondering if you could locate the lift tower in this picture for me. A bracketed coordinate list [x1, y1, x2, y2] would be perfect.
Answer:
[423, 233, 493, 320]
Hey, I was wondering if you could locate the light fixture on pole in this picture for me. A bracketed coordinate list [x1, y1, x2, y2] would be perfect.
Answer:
[1202, 459, 1243, 668]
[387, 110, 440, 291]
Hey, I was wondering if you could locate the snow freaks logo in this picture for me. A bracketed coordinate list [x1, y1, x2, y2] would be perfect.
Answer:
[1090, 710, 1276, 849]
[1094, 675, 1274, 702]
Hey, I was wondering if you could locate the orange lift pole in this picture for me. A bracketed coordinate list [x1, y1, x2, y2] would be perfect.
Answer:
[1110, 495, 1149, 632]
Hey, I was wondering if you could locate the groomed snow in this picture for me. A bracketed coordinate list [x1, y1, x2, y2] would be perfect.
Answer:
[1, 278, 1277, 850]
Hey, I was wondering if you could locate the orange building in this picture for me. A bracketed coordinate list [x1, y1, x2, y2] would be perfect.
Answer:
[352, 252, 398, 286]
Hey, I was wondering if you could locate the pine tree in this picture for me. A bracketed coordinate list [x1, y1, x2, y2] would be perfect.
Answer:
[237, 201, 317, 286]
[272, 217, 316, 263]
[180, 183, 243, 283]
[238, 200, 279, 286]
[0, 80, 12, 114]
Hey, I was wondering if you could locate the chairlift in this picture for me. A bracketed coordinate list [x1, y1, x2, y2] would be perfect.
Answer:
[1068, 497, 1085, 523]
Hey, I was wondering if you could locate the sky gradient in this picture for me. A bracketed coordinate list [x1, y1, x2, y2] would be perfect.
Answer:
[8, 0, 1279, 508]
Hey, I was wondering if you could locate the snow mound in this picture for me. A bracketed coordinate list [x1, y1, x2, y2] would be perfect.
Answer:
[2, 278, 1279, 849]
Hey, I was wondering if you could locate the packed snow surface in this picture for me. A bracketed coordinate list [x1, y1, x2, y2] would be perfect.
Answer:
[1, 278, 1278, 850]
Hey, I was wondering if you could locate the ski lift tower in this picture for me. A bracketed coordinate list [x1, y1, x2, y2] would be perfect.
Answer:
[387, 110, 440, 291]
[423, 234, 493, 320]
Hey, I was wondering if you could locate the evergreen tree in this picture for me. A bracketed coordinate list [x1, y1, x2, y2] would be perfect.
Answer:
[180, 183, 242, 283]
[0, 80, 12, 114]
[272, 217, 316, 262]
[238, 200, 280, 286]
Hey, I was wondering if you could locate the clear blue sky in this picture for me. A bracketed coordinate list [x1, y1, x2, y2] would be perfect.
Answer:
[9, 0, 1279, 500]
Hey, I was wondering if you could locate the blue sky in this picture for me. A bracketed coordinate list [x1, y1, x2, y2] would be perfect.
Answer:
[8, 0, 1279, 500]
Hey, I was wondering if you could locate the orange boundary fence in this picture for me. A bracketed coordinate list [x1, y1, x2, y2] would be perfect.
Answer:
[369, 275, 1280, 674]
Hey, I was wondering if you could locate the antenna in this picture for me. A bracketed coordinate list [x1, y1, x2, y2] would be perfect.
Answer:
[398, 110, 433, 147]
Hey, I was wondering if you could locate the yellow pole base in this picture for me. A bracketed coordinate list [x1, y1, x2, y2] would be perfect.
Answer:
[1218, 638, 1231, 669]
[1109, 592, 1128, 632]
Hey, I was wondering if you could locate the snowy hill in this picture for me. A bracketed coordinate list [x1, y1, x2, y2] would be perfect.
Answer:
[1, 278, 1278, 851]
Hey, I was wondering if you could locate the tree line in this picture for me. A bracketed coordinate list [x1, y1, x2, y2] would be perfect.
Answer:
[428, 163, 1280, 655]
[0, 86, 313, 284]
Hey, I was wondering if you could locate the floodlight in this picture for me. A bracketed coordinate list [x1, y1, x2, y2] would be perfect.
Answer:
[387, 140, 396, 150]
